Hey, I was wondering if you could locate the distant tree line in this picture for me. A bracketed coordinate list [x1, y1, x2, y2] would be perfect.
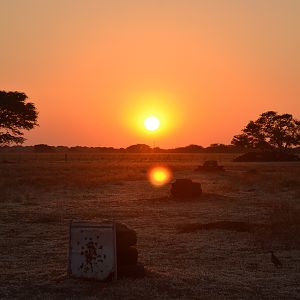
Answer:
[1, 143, 299, 154]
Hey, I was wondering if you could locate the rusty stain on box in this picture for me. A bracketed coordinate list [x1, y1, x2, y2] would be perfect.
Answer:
[69, 222, 117, 280]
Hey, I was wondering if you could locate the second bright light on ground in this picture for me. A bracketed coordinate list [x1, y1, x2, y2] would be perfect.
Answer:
[148, 166, 172, 186]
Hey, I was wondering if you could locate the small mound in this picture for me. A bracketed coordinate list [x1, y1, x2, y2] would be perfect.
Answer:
[178, 221, 256, 233]
[233, 151, 300, 162]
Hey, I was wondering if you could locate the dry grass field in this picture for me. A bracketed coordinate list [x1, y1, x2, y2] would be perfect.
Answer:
[1, 153, 300, 299]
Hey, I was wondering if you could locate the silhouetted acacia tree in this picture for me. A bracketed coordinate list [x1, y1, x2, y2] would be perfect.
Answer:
[232, 111, 300, 151]
[0, 91, 38, 144]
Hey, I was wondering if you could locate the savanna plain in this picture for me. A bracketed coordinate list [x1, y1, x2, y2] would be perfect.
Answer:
[1, 153, 300, 299]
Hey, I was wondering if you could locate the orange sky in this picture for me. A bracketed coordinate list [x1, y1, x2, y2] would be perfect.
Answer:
[1, 0, 299, 148]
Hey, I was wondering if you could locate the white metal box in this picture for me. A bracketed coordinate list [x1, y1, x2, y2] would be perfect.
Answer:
[69, 222, 117, 280]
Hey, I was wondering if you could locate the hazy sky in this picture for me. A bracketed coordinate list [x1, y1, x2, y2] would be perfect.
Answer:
[1, 0, 299, 147]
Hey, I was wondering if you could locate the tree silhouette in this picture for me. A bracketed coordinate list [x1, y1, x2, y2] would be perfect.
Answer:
[0, 91, 38, 145]
[125, 144, 152, 153]
[232, 111, 300, 151]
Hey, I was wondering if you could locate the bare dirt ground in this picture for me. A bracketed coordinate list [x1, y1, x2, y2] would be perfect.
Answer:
[1, 153, 300, 299]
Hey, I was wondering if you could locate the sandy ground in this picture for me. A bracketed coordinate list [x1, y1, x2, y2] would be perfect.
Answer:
[0, 153, 300, 299]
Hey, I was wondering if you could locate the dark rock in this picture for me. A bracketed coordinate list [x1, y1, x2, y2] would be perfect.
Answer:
[171, 179, 202, 199]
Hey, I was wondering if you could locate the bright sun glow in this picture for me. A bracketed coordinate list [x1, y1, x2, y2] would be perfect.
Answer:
[122, 90, 183, 141]
[144, 116, 160, 131]
[148, 166, 172, 186]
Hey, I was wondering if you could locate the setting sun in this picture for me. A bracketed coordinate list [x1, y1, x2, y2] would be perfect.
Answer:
[144, 116, 160, 131]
